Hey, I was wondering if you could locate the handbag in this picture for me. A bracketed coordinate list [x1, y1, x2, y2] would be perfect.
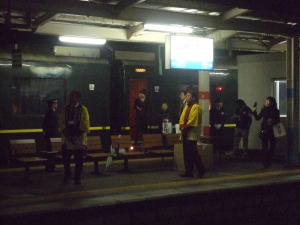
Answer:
[162, 122, 173, 134]
[273, 123, 286, 138]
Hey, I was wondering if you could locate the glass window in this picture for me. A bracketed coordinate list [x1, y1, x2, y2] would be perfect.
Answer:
[274, 80, 286, 117]
[12, 78, 66, 116]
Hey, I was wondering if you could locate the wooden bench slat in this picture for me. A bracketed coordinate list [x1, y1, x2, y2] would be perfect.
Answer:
[10, 139, 48, 180]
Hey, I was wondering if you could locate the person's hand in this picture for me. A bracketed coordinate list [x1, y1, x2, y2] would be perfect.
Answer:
[137, 106, 142, 111]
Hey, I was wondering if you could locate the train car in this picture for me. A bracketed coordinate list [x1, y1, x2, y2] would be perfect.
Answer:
[0, 37, 237, 166]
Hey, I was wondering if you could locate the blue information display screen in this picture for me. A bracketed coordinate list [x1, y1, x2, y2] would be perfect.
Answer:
[167, 36, 214, 70]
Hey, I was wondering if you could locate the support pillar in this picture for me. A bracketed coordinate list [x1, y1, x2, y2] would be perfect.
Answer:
[198, 71, 210, 136]
[286, 37, 299, 166]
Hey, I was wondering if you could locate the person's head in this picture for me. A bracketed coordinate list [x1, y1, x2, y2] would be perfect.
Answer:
[236, 99, 246, 108]
[139, 89, 146, 99]
[265, 96, 277, 108]
[47, 98, 58, 109]
[161, 103, 168, 111]
[69, 91, 81, 106]
[186, 90, 197, 104]
[179, 91, 187, 101]
[215, 98, 223, 108]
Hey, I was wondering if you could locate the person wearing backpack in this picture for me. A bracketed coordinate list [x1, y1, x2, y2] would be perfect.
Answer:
[232, 99, 252, 159]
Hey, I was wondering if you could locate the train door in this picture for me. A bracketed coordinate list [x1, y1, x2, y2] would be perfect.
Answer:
[129, 79, 148, 138]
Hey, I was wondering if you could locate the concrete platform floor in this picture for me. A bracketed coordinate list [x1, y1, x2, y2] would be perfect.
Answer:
[1, 154, 300, 218]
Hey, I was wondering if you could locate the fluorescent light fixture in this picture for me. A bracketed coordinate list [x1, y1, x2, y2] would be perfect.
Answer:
[209, 72, 229, 76]
[184, 9, 198, 13]
[144, 24, 193, 34]
[59, 36, 106, 45]
[208, 12, 220, 16]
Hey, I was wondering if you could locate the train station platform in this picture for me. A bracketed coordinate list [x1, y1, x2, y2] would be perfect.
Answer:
[1, 154, 300, 225]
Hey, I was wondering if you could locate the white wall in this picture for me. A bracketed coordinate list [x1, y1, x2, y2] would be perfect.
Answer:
[237, 53, 286, 151]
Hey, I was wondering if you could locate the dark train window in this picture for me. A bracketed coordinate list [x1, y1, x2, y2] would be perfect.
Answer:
[12, 78, 66, 115]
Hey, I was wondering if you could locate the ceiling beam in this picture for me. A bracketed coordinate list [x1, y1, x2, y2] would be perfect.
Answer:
[0, 0, 297, 37]
[206, 30, 238, 43]
[267, 37, 287, 50]
[114, 0, 146, 12]
[221, 8, 250, 21]
[127, 23, 144, 40]
[32, 13, 56, 28]
[0, 0, 117, 19]
[119, 8, 294, 37]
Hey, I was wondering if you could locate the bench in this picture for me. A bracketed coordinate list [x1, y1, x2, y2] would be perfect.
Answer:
[10, 139, 48, 180]
[85, 136, 112, 174]
[40, 137, 62, 170]
[112, 134, 174, 171]
[111, 135, 143, 171]
[142, 134, 174, 157]
[164, 133, 181, 149]
[49, 136, 111, 174]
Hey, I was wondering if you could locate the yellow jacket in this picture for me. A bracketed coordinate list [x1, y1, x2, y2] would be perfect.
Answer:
[179, 103, 202, 141]
[179, 103, 202, 127]
[59, 105, 90, 146]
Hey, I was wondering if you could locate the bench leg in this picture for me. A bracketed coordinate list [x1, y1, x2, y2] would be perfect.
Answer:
[124, 158, 129, 171]
[93, 161, 101, 174]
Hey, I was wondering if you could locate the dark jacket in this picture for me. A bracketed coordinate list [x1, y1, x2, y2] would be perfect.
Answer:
[253, 106, 280, 131]
[158, 109, 172, 123]
[210, 106, 225, 126]
[43, 108, 59, 137]
[234, 106, 252, 129]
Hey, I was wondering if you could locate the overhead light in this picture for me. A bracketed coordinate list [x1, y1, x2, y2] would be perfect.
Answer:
[209, 72, 229, 76]
[144, 24, 193, 34]
[59, 36, 106, 45]
[135, 68, 146, 73]
[208, 12, 220, 16]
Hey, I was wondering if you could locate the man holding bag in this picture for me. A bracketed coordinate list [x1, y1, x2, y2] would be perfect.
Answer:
[179, 90, 205, 178]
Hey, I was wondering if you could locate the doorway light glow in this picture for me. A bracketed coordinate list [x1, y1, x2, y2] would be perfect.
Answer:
[59, 36, 106, 45]
[144, 24, 193, 33]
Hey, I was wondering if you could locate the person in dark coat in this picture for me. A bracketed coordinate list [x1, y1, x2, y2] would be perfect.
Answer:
[253, 96, 280, 168]
[232, 99, 252, 159]
[179, 91, 187, 117]
[42, 98, 60, 172]
[134, 89, 148, 144]
[210, 99, 226, 153]
[158, 102, 172, 132]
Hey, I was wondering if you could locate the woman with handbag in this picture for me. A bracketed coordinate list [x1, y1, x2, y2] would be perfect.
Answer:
[253, 97, 280, 168]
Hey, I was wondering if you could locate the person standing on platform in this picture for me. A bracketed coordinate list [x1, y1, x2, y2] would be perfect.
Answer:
[158, 102, 172, 132]
[210, 98, 226, 153]
[59, 91, 90, 185]
[42, 98, 60, 172]
[134, 89, 148, 145]
[179, 91, 187, 117]
[232, 99, 252, 159]
[253, 97, 280, 168]
[158, 102, 173, 146]
[179, 90, 205, 178]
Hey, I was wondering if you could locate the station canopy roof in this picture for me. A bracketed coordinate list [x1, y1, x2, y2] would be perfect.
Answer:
[0, 0, 299, 53]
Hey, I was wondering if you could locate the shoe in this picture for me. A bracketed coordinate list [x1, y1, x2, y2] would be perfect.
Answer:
[180, 173, 193, 178]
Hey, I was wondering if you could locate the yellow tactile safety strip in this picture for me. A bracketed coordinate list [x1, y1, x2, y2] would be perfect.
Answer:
[0, 127, 110, 133]
[0, 124, 236, 133]
[1, 163, 300, 207]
